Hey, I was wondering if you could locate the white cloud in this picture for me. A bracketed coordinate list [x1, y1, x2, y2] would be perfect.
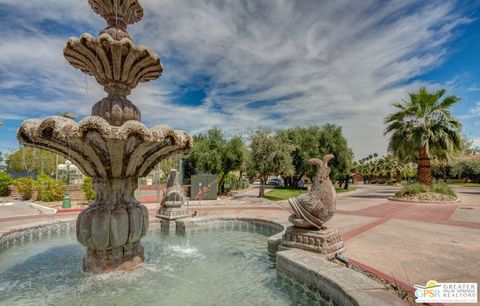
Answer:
[0, 0, 469, 158]
[471, 102, 480, 115]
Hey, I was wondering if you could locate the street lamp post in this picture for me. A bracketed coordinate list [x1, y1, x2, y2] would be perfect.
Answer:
[59, 111, 78, 209]
[62, 160, 71, 208]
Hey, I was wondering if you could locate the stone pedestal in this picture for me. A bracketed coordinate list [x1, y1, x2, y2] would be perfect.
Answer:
[76, 177, 149, 273]
[281, 226, 345, 260]
[83, 241, 144, 273]
[159, 219, 177, 234]
[156, 206, 189, 220]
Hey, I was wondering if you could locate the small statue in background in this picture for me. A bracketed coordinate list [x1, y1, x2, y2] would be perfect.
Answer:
[161, 169, 184, 206]
[157, 169, 188, 220]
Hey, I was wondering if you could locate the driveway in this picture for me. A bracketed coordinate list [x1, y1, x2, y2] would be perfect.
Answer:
[0, 199, 55, 218]
[328, 184, 480, 288]
[230, 185, 274, 201]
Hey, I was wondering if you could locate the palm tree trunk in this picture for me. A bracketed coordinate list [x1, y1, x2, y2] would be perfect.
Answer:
[418, 145, 432, 185]
[396, 169, 402, 183]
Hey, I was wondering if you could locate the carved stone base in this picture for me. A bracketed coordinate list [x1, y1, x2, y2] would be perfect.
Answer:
[83, 242, 145, 273]
[159, 219, 177, 234]
[156, 207, 189, 220]
[281, 226, 345, 260]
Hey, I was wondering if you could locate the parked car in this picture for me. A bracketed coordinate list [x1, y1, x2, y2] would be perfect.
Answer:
[266, 178, 283, 186]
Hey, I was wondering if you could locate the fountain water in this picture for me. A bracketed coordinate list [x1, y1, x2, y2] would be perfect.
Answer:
[16, 0, 192, 273]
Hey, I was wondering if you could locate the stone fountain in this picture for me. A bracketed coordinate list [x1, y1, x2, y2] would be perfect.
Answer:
[281, 155, 345, 259]
[16, 0, 192, 273]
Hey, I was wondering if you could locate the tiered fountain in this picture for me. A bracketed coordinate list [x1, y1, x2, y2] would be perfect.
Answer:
[17, 0, 192, 273]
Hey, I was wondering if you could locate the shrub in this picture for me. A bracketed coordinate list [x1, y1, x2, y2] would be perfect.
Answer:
[223, 172, 240, 190]
[81, 177, 96, 202]
[431, 182, 456, 197]
[13, 177, 34, 200]
[395, 182, 427, 197]
[395, 181, 456, 198]
[451, 159, 480, 183]
[387, 179, 398, 185]
[34, 173, 65, 202]
[0, 172, 13, 196]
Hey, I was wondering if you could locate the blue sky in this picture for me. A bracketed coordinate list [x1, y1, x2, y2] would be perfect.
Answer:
[1, 0, 480, 159]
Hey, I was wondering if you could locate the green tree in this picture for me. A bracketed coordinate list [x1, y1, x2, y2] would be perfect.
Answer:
[186, 129, 224, 175]
[317, 124, 353, 188]
[249, 128, 293, 197]
[184, 128, 245, 194]
[275, 126, 321, 187]
[452, 159, 480, 183]
[384, 87, 462, 185]
[159, 158, 177, 178]
[218, 135, 245, 192]
[6, 147, 64, 175]
[275, 124, 353, 189]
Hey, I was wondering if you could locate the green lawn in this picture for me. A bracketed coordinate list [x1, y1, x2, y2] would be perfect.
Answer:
[336, 187, 357, 193]
[264, 186, 355, 201]
[264, 187, 306, 201]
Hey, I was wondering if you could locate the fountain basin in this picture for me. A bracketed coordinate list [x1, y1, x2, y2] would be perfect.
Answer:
[0, 220, 327, 306]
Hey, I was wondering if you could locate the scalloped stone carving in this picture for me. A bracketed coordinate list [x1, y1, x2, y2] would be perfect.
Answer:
[89, 0, 143, 25]
[17, 116, 192, 178]
[64, 33, 163, 95]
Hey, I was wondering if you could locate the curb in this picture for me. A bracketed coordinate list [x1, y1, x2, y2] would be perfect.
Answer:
[26, 202, 57, 214]
[56, 208, 84, 213]
[387, 197, 461, 204]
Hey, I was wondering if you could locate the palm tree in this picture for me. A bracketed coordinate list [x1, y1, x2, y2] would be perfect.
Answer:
[384, 87, 462, 185]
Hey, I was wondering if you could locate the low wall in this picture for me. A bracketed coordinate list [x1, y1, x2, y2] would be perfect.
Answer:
[8, 185, 87, 202]
[276, 248, 406, 306]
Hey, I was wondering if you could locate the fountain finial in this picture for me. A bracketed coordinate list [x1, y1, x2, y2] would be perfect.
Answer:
[89, 0, 144, 26]
[89, 0, 143, 41]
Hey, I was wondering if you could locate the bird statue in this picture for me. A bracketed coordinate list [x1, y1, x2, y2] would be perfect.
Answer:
[288, 154, 336, 230]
